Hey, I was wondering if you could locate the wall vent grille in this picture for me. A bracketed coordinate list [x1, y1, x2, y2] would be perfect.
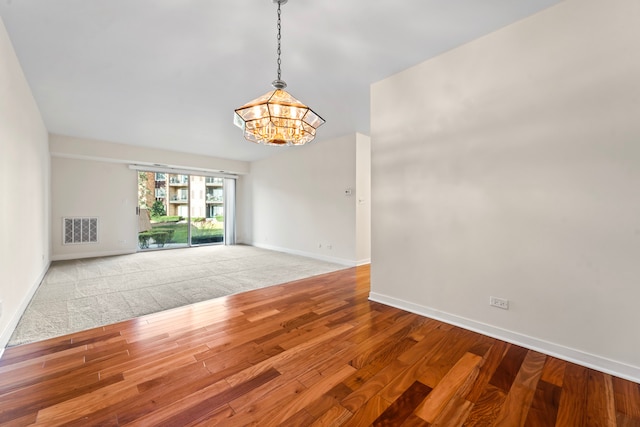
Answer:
[63, 217, 98, 245]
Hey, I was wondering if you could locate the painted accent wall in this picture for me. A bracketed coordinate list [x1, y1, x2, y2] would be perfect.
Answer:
[50, 134, 250, 260]
[370, 0, 640, 381]
[0, 18, 50, 351]
[239, 133, 371, 266]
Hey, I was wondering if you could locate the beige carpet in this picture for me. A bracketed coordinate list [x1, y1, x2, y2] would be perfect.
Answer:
[9, 245, 347, 346]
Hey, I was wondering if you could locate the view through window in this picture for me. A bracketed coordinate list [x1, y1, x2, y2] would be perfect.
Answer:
[137, 171, 225, 250]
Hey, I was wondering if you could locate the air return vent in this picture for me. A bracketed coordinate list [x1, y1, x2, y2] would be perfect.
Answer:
[63, 217, 98, 244]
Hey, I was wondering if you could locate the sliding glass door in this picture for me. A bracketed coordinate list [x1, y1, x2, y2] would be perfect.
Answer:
[137, 171, 226, 251]
[189, 176, 224, 246]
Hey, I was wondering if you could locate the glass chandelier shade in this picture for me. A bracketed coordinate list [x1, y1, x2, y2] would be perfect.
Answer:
[234, 0, 325, 146]
[234, 88, 325, 146]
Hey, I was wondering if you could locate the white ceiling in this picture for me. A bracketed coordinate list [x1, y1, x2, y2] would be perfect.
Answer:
[1, 0, 562, 162]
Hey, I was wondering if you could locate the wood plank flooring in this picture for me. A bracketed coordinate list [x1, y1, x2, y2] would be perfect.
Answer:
[1, 265, 639, 426]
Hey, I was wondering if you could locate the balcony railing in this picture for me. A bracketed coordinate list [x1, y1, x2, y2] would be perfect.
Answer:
[169, 176, 189, 185]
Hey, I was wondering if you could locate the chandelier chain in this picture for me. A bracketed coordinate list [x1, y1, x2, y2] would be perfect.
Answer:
[276, 1, 282, 81]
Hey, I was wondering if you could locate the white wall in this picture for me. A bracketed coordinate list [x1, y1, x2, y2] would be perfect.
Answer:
[240, 134, 363, 265]
[50, 134, 250, 260]
[51, 157, 138, 259]
[356, 134, 371, 265]
[0, 18, 50, 351]
[370, 0, 640, 382]
[50, 134, 249, 175]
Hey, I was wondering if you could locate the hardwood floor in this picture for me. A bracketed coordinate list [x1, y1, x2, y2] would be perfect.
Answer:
[1, 265, 639, 426]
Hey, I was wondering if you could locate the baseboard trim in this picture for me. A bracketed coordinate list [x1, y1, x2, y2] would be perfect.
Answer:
[356, 258, 371, 266]
[0, 261, 51, 355]
[252, 242, 356, 267]
[369, 291, 640, 384]
[52, 249, 136, 261]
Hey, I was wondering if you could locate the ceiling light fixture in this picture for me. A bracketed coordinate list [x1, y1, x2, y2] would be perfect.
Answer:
[233, 0, 325, 146]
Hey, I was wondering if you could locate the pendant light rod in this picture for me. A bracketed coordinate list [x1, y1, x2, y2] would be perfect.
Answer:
[272, 0, 287, 89]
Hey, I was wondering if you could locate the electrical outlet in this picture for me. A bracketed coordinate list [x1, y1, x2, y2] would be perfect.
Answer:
[490, 296, 509, 310]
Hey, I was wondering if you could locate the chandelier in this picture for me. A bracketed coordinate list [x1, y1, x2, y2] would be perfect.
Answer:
[234, 0, 325, 146]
